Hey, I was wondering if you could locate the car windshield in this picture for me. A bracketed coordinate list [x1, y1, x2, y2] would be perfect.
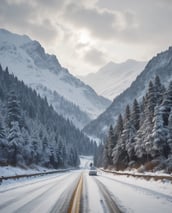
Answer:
[90, 166, 96, 170]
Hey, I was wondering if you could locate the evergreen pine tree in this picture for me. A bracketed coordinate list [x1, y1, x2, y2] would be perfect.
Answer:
[146, 80, 156, 123]
[94, 142, 104, 167]
[0, 116, 7, 165]
[112, 106, 131, 169]
[154, 75, 164, 105]
[107, 125, 115, 165]
[131, 99, 140, 131]
[167, 109, 172, 155]
[7, 121, 24, 165]
[31, 130, 41, 164]
[115, 114, 123, 137]
[21, 127, 32, 165]
[103, 138, 109, 169]
[7, 90, 21, 128]
[151, 106, 169, 158]
[161, 81, 172, 126]
[0, 118, 6, 139]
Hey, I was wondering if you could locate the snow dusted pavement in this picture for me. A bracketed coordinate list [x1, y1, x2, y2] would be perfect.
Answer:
[0, 171, 80, 213]
[92, 171, 172, 213]
[81, 169, 172, 213]
[0, 165, 172, 213]
[82, 171, 121, 213]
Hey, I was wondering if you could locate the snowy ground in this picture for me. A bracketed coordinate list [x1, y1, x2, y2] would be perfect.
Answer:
[96, 171, 172, 213]
[0, 165, 67, 186]
[0, 171, 81, 213]
[79, 155, 93, 169]
[81, 156, 172, 213]
[0, 155, 93, 184]
[0, 165, 52, 177]
[0, 157, 172, 212]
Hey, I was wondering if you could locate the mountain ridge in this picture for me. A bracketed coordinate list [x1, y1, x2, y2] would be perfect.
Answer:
[0, 28, 111, 129]
[79, 59, 146, 100]
[83, 46, 172, 138]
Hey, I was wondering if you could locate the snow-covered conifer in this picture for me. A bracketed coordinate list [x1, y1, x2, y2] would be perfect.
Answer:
[154, 75, 165, 105]
[0, 116, 8, 165]
[161, 81, 172, 126]
[7, 91, 21, 128]
[7, 121, 24, 165]
[167, 110, 172, 155]
[151, 106, 169, 158]
[131, 99, 140, 131]
[146, 80, 156, 122]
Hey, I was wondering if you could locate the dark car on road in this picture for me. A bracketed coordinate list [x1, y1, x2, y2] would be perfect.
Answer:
[89, 166, 97, 176]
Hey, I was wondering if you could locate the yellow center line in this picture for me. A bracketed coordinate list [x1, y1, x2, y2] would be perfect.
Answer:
[68, 173, 83, 213]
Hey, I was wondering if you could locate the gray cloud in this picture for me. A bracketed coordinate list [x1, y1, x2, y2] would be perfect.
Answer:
[28, 20, 58, 42]
[0, 0, 34, 26]
[0, 0, 59, 42]
[0, 0, 171, 75]
[97, 0, 172, 44]
[35, 0, 65, 9]
[157, 0, 172, 6]
[83, 48, 107, 66]
[62, 2, 121, 39]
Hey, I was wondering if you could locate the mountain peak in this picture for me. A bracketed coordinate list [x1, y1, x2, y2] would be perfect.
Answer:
[0, 28, 63, 75]
[0, 28, 111, 128]
[0, 28, 30, 45]
[83, 46, 172, 139]
[79, 59, 146, 100]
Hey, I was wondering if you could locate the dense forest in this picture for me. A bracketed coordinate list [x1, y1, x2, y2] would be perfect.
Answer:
[95, 76, 172, 173]
[0, 65, 96, 169]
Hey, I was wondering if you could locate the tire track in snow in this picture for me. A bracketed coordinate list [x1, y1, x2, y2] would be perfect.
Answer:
[99, 174, 172, 203]
[93, 177, 122, 213]
[50, 173, 81, 213]
[0, 172, 68, 193]
[0, 173, 76, 213]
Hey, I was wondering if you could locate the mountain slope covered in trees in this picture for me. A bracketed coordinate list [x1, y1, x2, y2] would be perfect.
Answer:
[0, 65, 96, 169]
[95, 76, 172, 172]
[0, 28, 111, 129]
[84, 47, 172, 139]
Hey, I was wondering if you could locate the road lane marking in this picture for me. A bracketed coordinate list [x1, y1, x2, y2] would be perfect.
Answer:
[68, 173, 83, 213]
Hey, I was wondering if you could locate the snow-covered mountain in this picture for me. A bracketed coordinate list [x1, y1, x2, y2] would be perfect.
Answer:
[83, 46, 172, 138]
[0, 29, 111, 128]
[79, 60, 146, 100]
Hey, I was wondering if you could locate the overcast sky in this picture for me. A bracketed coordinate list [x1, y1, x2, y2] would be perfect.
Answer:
[0, 0, 172, 76]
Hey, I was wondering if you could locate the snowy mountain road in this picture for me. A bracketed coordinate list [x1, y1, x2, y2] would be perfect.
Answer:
[93, 178, 121, 213]
[0, 172, 81, 213]
[0, 169, 172, 213]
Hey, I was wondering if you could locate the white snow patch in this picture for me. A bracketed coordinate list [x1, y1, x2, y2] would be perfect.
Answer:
[79, 155, 93, 169]
[97, 171, 172, 213]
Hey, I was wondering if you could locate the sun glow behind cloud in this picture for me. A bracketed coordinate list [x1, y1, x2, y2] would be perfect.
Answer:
[78, 31, 91, 45]
[0, 0, 171, 76]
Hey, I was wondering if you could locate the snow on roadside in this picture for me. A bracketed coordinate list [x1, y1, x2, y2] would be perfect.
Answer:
[100, 171, 172, 197]
[79, 155, 93, 169]
[0, 155, 92, 185]
[0, 165, 63, 186]
[97, 171, 172, 213]
[0, 165, 56, 177]
[106, 168, 172, 177]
